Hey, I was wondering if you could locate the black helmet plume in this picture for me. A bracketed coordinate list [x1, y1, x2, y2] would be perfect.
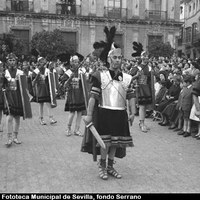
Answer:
[132, 42, 143, 57]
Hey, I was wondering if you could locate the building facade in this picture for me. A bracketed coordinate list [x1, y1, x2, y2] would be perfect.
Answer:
[0, 0, 182, 59]
[178, 0, 200, 59]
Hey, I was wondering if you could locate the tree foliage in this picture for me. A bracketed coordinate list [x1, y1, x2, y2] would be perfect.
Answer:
[31, 29, 71, 61]
[0, 32, 25, 61]
[148, 40, 174, 58]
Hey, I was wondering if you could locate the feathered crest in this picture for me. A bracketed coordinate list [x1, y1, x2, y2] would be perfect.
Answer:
[99, 26, 117, 67]
[132, 41, 143, 57]
[91, 26, 117, 67]
[93, 41, 106, 50]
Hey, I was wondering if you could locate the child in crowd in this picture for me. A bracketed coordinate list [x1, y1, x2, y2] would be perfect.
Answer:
[177, 75, 193, 137]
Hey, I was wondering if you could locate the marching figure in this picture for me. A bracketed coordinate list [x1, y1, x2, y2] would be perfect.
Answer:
[63, 55, 86, 137]
[132, 51, 153, 132]
[83, 46, 135, 180]
[32, 57, 57, 125]
[3, 53, 30, 147]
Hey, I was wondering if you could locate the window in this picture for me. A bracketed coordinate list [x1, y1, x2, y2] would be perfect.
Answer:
[185, 27, 192, 43]
[192, 23, 198, 43]
[180, 6, 183, 14]
[56, 0, 77, 15]
[107, 0, 122, 18]
[108, 0, 121, 8]
[61, 32, 76, 52]
[12, 29, 30, 55]
[149, 0, 161, 11]
[11, 0, 30, 12]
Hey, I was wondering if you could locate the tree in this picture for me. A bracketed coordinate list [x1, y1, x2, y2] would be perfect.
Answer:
[0, 32, 26, 61]
[148, 40, 174, 58]
[31, 29, 71, 61]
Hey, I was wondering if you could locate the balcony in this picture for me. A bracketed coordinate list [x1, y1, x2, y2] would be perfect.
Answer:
[145, 10, 167, 21]
[56, 2, 81, 16]
[6, 0, 34, 13]
[104, 7, 127, 20]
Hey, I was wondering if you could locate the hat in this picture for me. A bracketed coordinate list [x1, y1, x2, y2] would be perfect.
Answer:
[70, 55, 79, 62]
[37, 57, 45, 62]
[108, 43, 122, 57]
[6, 53, 17, 60]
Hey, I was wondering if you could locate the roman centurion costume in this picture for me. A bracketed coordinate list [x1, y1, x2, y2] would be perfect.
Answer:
[81, 67, 134, 159]
[81, 26, 134, 160]
[137, 59, 153, 106]
[4, 53, 32, 147]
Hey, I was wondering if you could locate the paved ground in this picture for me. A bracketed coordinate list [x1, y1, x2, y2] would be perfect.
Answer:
[0, 99, 200, 193]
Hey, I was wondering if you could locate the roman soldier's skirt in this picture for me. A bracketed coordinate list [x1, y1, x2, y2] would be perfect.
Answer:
[138, 84, 152, 105]
[4, 82, 23, 116]
[81, 105, 133, 161]
[35, 79, 51, 103]
[98, 108, 133, 148]
[65, 87, 86, 112]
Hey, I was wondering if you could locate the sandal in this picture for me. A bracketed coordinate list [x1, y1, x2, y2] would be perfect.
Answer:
[107, 166, 122, 179]
[139, 123, 148, 133]
[98, 160, 108, 180]
[74, 130, 83, 137]
[40, 118, 46, 125]
[196, 135, 200, 140]
[194, 133, 200, 138]
[6, 139, 12, 147]
[50, 119, 57, 125]
[13, 138, 22, 144]
[66, 129, 72, 137]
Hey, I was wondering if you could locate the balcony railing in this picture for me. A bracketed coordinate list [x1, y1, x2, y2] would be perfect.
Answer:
[6, 0, 34, 13]
[104, 7, 127, 20]
[145, 10, 167, 21]
[56, 2, 81, 16]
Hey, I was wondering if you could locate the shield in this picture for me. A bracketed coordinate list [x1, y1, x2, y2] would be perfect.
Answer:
[19, 75, 32, 119]
[53, 71, 59, 92]
[80, 73, 89, 108]
[150, 68, 155, 109]
[48, 72, 57, 108]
